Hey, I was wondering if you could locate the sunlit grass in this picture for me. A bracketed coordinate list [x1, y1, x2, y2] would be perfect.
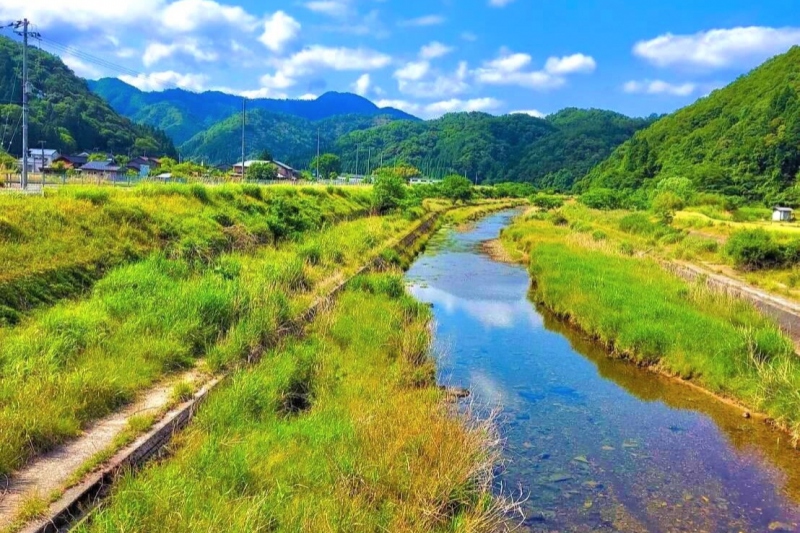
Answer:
[77, 274, 507, 533]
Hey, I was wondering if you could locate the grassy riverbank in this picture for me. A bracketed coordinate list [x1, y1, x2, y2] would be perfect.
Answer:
[0, 213, 416, 477]
[0, 184, 371, 323]
[502, 210, 800, 439]
[77, 274, 505, 533]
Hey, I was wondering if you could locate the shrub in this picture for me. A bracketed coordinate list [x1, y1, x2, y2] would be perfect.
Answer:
[372, 175, 407, 213]
[73, 189, 111, 206]
[549, 211, 568, 226]
[531, 193, 564, 211]
[592, 230, 607, 241]
[619, 213, 657, 235]
[725, 230, 785, 270]
[579, 188, 622, 210]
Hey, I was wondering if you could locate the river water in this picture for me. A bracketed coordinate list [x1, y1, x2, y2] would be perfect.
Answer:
[405, 211, 800, 533]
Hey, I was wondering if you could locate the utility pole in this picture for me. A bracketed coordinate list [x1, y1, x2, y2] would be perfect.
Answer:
[240, 98, 246, 180]
[39, 140, 45, 188]
[316, 127, 320, 180]
[17, 19, 30, 189]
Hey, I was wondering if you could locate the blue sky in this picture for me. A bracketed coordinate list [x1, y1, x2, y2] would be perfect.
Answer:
[2, 0, 799, 118]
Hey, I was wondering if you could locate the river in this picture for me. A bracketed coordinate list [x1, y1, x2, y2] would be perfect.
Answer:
[405, 211, 800, 533]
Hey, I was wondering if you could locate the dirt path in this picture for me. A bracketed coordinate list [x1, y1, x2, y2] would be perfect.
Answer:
[666, 260, 800, 352]
[0, 369, 205, 530]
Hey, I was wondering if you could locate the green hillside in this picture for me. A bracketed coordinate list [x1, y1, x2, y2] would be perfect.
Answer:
[580, 46, 800, 203]
[0, 37, 175, 158]
[334, 110, 653, 186]
[180, 110, 399, 166]
[89, 79, 418, 145]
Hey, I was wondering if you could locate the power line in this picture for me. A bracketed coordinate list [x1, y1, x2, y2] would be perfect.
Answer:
[38, 37, 141, 77]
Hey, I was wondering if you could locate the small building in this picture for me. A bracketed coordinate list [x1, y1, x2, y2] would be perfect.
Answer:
[273, 160, 298, 180]
[49, 154, 88, 171]
[18, 149, 60, 172]
[79, 161, 123, 180]
[773, 207, 794, 222]
[231, 160, 271, 175]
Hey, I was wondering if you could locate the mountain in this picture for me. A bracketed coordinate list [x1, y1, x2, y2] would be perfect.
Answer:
[579, 46, 800, 201]
[334, 110, 654, 186]
[180, 110, 400, 166]
[0, 38, 175, 158]
[88, 79, 418, 145]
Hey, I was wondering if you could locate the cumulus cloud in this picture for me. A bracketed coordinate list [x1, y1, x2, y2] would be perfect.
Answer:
[398, 15, 446, 27]
[143, 40, 218, 67]
[420, 41, 454, 60]
[120, 71, 209, 91]
[473, 50, 595, 90]
[352, 73, 371, 96]
[275, 46, 393, 77]
[623, 79, 698, 96]
[259, 71, 296, 90]
[161, 0, 258, 32]
[633, 26, 800, 69]
[510, 109, 546, 118]
[394, 61, 469, 98]
[376, 97, 502, 119]
[62, 55, 104, 79]
[304, 0, 350, 17]
[0, 0, 162, 29]
[259, 11, 301, 52]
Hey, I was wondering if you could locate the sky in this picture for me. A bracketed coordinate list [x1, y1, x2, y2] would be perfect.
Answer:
[1, 0, 799, 119]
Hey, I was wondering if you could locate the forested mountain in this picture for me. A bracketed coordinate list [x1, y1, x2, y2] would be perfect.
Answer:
[580, 46, 800, 202]
[0, 38, 175, 157]
[334, 110, 654, 186]
[180, 110, 399, 166]
[88, 79, 418, 145]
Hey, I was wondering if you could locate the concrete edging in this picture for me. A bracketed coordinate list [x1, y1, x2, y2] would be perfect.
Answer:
[22, 211, 444, 533]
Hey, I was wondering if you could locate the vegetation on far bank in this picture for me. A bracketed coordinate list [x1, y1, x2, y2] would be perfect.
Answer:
[75, 274, 508, 533]
[501, 209, 800, 440]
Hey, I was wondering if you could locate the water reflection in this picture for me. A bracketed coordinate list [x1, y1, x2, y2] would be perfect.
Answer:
[406, 211, 800, 533]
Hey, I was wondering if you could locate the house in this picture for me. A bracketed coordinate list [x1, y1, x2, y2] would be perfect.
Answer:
[18, 149, 60, 172]
[232, 160, 270, 175]
[48, 154, 88, 171]
[773, 207, 794, 222]
[273, 160, 298, 180]
[79, 161, 123, 180]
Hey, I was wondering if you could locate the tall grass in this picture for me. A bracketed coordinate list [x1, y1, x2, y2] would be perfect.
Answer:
[0, 215, 416, 477]
[0, 184, 372, 323]
[77, 275, 507, 533]
[502, 215, 800, 439]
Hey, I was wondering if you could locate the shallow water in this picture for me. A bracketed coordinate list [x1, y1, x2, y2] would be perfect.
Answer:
[406, 211, 800, 533]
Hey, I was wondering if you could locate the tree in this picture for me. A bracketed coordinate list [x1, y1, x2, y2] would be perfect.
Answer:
[88, 153, 108, 162]
[373, 174, 407, 213]
[374, 164, 421, 182]
[441, 175, 473, 204]
[50, 161, 68, 175]
[257, 149, 273, 162]
[310, 153, 342, 179]
[115, 155, 131, 168]
[247, 162, 278, 181]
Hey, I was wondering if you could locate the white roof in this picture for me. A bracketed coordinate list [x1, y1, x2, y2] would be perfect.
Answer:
[233, 160, 271, 168]
[775, 207, 794, 212]
[156, 172, 172, 179]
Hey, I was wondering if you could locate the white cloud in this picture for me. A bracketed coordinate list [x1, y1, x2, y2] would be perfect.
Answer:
[62, 55, 103, 79]
[143, 40, 218, 67]
[399, 15, 445, 27]
[276, 46, 392, 77]
[298, 93, 317, 100]
[161, 0, 258, 32]
[376, 97, 502, 119]
[633, 26, 800, 69]
[395, 61, 431, 81]
[259, 11, 301, 53]
[0, 0, 162, 29]
[304, 0, 349, 17]
[259, 71, 296, 90]
[420, 41, 454, 60]
[489, 0, 515, 6]
[474, 50, 595, 90]
[510, 109, 546, 118]
[623, 79, 698, 96]
[394, 61, 469, 98]
[352, 73, 371, 96]
[544, 53, 596, 75]
[120, 71, 209, 91]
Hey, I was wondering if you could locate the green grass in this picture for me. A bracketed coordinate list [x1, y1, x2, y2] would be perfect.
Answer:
[502, 214, 800, 438]
[76, 275, 504, 533]
[0, 184, 372, 323]
[0, 214, 417, 477]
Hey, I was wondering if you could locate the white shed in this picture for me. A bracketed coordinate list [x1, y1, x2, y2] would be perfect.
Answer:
[772, 207, 794, 222]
